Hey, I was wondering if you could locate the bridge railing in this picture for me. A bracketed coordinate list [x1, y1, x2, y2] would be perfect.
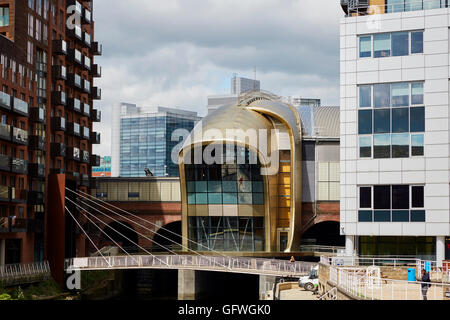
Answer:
[299, 245, 345, 254]
[65, 255, 317, 276]
[0, 261, 51, 286]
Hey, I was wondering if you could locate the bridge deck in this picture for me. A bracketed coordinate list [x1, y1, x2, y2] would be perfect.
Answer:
[65, 255, 318, 277]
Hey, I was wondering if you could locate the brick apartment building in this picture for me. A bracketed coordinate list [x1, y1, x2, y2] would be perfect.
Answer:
[0, 0, 101, 283]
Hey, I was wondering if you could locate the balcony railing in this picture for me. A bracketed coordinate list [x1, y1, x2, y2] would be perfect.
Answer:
[83, 103, 90, 117]
[83, 56, 91, 70]
[0, 123, 11, 141]
[29, 136, 46, 151]
[52, 65, 67, 80]
[82, 126, 90, 140]
[90, 64, 101, 77]
[12, 127, 28, 145]
[51, 143, 66, 157]
[52, 39, 67, 55]
[51, 117, 66, 131]
[52, 91, 66, 106]
[68, 48, 83, 65]
[91, 108, 101, 122]
[68, 73, 82, 89]
[342, 0, 448, 16]
[91, 131, 100, 144]
[67, 122, 81, 136]
[84, 32, 91, 47]
[67, 147, 81, 161]
[28, 163, 45, 178]
[0, 154, 11, 172]
[11, 159, 28, 174]
[92, 41, 102, 56]
[83, 79, 91, 93]
[0, 91, 11, 110]
[67, 97, 82, 112]
[91, 87, 101, 100]
[30, 107, 46, 123]
[82, 150, 90, 163]
[91, 154, 100, 167]
[12, 97, 29, 116]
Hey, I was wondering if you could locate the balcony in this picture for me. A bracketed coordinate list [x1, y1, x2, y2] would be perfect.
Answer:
[52, 39, 67, 55]
[91, 154, 100, 167]
[12, 98, 29, 116]
[82, 150, 90, 163]
[67, 73, 82, 89]
[83, 103, 90, 117]
[92, 41, 102, 56]
[90, 64, 101, 77]
[81, 126, 90, 140]
[28, 191, 44, 205]
[30, 107, 46, 123]
[9, 217, 30, 233]
[83, 7, 92, 24]
[67, 24, 83, 41]
[67, 122, 81, 137]
[90, 131, 100, 144]
[91, 87, 101, 100]
[52, 91, 67, 106]
[52, 65, 67, 80]
[0, 155, 11, 172]
[28, 136, 46, 151]
[51, 143, 66, 157]
[12, 128, 28, 146]
[11, 159, 28, 174]
[51, 117, 66, 131]
[91, 108, 101, 122]
[67, 97, 82, 112]
[67, 48, 83, 65]
[0, 185, 9, 201]
[0, 91, 11, 110]
[28, 163, 45, 178]
[67, 147, 81, 161]
[83, 79, 91, 94]
[0, 123, 11, 142]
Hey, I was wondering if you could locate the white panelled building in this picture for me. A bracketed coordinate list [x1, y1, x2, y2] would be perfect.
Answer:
[340, 1, 450, 264]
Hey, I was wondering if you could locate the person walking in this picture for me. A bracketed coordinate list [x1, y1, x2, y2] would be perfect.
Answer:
[290, 256, 295, 263]
[419, 269, 431, 300]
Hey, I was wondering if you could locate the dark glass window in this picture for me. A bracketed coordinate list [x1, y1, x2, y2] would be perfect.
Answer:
[374, 186, 390, 209]
[374, 210, 391, 222]
[410, 107, 425, 132]
[360, 187, 372, 208]
[373, 34, 391, 58]
[358, 210, 373, 222]
[374, 84, 391, 108]
[412, 186, 424, 208]
[359, 136, 372, 158]
[392, 108, 409, 133]
[358, 110, 372, 134]
[360, 36, 372, 58]
[392, 210, 410, 222]
[374, 109, 390, 133]
[360, 85, 371, 107]
[411, 134, 424, 156]
[374, 134, 390, 158]
[392, 185, 409, 209]
[411, 31, 423, 54]
[392, 133, 409, 158]
[391, 32, 409, 56]
[411, 210, 425, 222]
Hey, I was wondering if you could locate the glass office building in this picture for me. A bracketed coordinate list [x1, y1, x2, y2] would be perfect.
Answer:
[113, 105, 201, 177]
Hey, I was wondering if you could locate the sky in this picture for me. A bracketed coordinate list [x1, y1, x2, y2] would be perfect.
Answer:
[92, 0, 345, 157]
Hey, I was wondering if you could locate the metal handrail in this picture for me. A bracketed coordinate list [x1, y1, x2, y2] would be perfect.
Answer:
[0, 261, 51, 286]
[345, 0, 448, 16]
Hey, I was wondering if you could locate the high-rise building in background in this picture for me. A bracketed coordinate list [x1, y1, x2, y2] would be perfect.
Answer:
[92, 156, 111, 177]
[231, 75, 260, 95]
[111, 104, 201, 178]
[340, 0, 450, 263]
[0, 0, 102, 280]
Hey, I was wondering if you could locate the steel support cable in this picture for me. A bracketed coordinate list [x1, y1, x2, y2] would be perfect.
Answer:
[65, 196, 174, 265]
[68, 187, 231, 259]
[66, 197, 139, 264]
[69, 193, 230, 270]
[65, 205, 111, 268]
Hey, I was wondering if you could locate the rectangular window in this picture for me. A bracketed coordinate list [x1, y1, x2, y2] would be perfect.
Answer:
[411, 186, 424, 208]
[374, 134, 390, 158]
[374, 109, 390, 133]
[0, 7, 9, 27]
[373, 34, 391, 58]
[411, 83, 424, 105]
[411, 134, 424, 156]
[410, 107, 425, 132]
[359, 136, 372, 158]
[391, 32, 409, 56]
[392, 133, 410, 158]
[411, 31, 424, 54]
[373, 84, 391, 108]
[358, 110, 372, 134]
[374, 186, 390, 210]
[392, 108, 409, 133]
[359, 85, 371, 108]
[360, 36, 372, 58]
[391, 83, 409, 107]
[360, 187, 372, 208]
[392, 185, 409, 209]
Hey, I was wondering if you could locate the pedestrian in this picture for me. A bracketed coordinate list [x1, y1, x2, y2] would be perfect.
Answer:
[419, 269, 431, 300]
[290, 256, 295, 263]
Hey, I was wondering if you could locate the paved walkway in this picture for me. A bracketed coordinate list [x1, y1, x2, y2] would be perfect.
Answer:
[279, 288, 318, 300]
